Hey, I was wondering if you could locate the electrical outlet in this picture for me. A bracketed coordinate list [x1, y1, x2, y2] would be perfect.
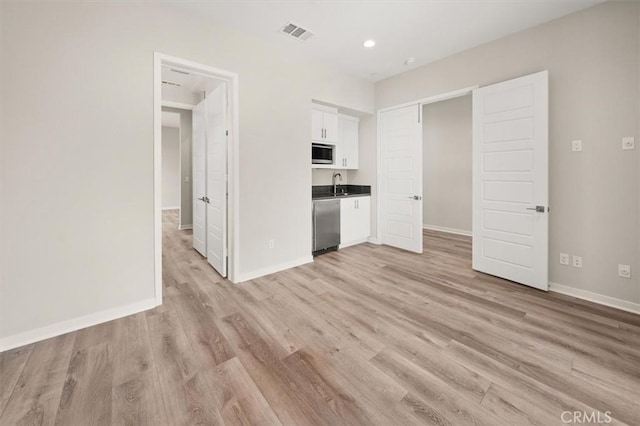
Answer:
[622, 137, 635, 150]
[572, 140, 583, 152]
[559, 253, 569, 265]
[268, 239, 275, 249]
[572, 255, 583, 268]
[618, 264, 631, 279]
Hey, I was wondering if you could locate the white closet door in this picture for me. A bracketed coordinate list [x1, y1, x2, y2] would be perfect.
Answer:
[472, 71, 549, 290]
[379, 104, 423, 253]
[192, 100, 207, 256]
[205, 84, 228, 277]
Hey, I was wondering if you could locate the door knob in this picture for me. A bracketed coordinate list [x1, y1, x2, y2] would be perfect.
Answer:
[408, 195, 422, 200]
[526, 206, 546, 212]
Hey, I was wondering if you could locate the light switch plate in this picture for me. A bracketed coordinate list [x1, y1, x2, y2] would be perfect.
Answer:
[622, 137, 635, 150]
[572, 140, 582, 152]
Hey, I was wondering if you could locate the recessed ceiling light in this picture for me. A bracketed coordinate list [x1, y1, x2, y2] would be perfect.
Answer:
[363, 40, 376, 48]
[405, 57, 416, 65]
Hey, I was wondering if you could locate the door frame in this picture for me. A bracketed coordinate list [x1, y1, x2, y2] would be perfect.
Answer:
[376, 85, 478, 245]
[154, 52, 240, 306]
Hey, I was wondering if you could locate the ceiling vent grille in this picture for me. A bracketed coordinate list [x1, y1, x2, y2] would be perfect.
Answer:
[162, 80, 182, 87]
[280, 22, 314, 41]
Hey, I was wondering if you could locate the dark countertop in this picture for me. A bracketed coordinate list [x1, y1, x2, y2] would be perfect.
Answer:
[312, 184, 371, 200]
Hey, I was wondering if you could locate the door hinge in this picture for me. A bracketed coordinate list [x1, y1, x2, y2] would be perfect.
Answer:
[226, 130, 229, 136]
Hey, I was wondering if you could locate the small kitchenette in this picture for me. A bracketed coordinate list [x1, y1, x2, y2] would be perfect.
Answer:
[311, 102, 371, 255]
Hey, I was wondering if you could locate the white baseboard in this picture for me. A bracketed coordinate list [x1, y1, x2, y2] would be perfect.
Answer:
[423, 224, 472, 237]
[237, 256, 314, 283]
[0, 297, 158, 352]
[340, 237, 369, 249]
[179, 224, 193, 230]
[367, 237, 382, 245]
[162, 206, 180, 211]
[549, 282, 640, 315]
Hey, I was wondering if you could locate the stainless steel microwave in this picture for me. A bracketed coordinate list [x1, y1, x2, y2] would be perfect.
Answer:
[312, 143, 334, 165]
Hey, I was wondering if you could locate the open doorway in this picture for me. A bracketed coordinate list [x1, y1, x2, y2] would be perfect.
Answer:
[161, 111, 182, 217]
[378, 71, 549, 291]
[422, 94, 472, 237]
[154, 53, 240, 306]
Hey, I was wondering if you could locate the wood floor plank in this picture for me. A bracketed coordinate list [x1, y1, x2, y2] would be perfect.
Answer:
[0, 334, 75, 426]
[145, 306, 224, 425]
[444, 340, 638, 425]
[54, 342, 113, 426]
[1, 211, 638, 425]
[218, 312, 344, 426]
[0, 344, 33, 417]
[214, 357, 283, 426]
[480, 383, 563, 426]
[370, 348, 507, 426]
[110, 314, 167, 426]
[168, 281, 236, 367]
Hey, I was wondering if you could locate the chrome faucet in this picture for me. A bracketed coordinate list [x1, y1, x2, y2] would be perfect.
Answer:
[332, 172, 342, 194]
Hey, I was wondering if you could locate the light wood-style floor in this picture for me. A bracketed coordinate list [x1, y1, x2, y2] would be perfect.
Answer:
[1, 209, 639, 425]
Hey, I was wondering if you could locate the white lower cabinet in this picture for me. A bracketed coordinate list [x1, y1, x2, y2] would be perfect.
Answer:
[340, 196, 370, 248]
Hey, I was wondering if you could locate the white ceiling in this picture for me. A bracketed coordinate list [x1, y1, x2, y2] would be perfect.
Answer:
[161, 66, 224, 105]
[171, 0, 603, 82]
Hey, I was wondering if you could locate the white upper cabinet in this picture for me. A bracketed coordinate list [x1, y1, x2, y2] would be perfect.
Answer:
[311, 104, 338, 143]
[336, 114, 359, 169]
[322, 110, 338, 142]
[311, 108, 325, 141]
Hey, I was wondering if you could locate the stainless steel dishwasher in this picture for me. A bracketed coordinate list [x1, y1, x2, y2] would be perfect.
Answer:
[312, 199, 340, 255]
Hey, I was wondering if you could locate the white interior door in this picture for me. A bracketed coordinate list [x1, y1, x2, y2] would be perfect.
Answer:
[192, 100, 207, 256]
[205, 84, 228, 277]
[379, 104, 423, 253]
[472, 70, 549, 290]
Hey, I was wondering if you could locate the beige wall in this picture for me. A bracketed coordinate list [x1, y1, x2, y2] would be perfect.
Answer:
[0, 2, 374, 342]
[163, 107, 193, 228]
[422, 95, 472, 233]
[312, 169, 348, 186]
[161, 126, 180, 209]
[375, 1, 639, 304]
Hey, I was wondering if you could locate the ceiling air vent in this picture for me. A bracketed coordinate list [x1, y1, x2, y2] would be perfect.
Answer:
[280, 22, 314, 41]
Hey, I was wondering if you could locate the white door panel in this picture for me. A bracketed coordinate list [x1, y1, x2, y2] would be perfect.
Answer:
[473, 71, 548, 291]
[192, 101, 207, 256]
[205, 84, 228, 277]
[379, 104, 423, 253]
